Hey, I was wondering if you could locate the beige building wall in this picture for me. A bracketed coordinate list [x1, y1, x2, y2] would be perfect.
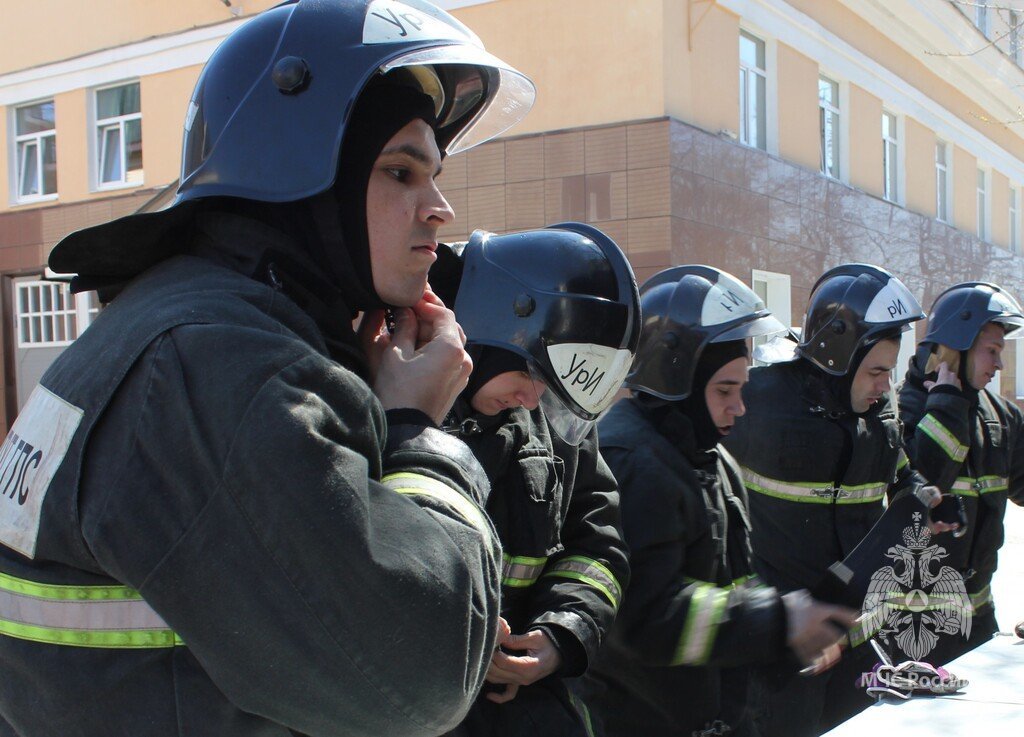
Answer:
[456, 0, 665, 136]
[54, 89, 89, 203]
[904, 117, 936, 219]
[847, 84, 882, 197]
[776, 42, 819, 172]
[662, 3, 740, 138]
[952, 146, 978, 234]
[1, 0, 279, 74]
[141, 66, 206, 188]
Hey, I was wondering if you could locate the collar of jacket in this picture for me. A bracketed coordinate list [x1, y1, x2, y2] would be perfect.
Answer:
[191, 210, 369, 376]
[638, 397, 720, 469]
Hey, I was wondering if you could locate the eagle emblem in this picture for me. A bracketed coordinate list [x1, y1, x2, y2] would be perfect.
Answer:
[860, 512, 971, 660]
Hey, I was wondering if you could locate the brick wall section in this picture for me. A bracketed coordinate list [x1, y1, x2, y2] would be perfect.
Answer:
[439, 116, 1024, 405]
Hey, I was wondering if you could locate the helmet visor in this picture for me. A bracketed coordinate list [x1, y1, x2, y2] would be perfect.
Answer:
[380, 45, 536, 155]
[529, 363, 597, 446]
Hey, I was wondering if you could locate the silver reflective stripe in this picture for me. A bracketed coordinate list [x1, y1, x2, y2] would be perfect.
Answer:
[542, 556, 622, 610]
[673, 583, 728, 666]
[971, 584, 992, 609]
[918, 414, 969, 463]
[502, 554, 547, 588]
[950, 476, 1008, 496]
[0, 571, 182, 649]
[741, 468, 887, 504]
[382, 472, 490, 539]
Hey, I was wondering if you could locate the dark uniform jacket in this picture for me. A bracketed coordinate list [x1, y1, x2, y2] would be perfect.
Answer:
[445, 401, 629, 737]
[0, 246, 501, 736]
[581, 397, 787, 737]
[723, 360, 919, 593]
[899, 360, 1024, 614]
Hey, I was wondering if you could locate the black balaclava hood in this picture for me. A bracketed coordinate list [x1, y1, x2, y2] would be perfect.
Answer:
[677, 339, 749, 451]
[193, 83, 438, 317]
[465, 346, 530, 409]
[813, 328, 903, 416]
[323, 83, 439, 311]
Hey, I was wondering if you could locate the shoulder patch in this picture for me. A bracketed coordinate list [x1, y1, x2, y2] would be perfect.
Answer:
[0, 385, 83, 559]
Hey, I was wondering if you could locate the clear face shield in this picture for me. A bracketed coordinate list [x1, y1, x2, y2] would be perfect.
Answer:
[532, 344, 635, 446]
[379, 45, 535, 155]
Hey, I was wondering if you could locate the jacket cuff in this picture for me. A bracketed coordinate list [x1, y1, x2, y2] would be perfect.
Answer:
[383, 422, 491, 507]
[529, 610, 598, 677]
[531, 623, 589, 678]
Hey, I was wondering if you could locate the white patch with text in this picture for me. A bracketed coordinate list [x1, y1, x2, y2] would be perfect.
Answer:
[0, 385, 83, 559]
[547, 343, 633, 415]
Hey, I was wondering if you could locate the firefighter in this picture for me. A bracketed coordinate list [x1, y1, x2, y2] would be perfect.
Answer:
[0, 2, 536, 735]
[578, 266, 857, 737]
[723, 264, 927, 736]
[898, 282, 1024, 664]
[429, 225, 638, 737]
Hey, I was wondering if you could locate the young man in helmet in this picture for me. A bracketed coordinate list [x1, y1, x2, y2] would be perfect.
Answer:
[578, 266, 857, 737]
[0, 2, 535, 735]
[898, 282, 1024, 665]
[428, 224, 637, 737]
[722, 264, 928, 736]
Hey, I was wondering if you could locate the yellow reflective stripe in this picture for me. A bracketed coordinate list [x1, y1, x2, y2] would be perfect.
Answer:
[682, 575, 752, 591]
[971, 585, 992, 609]
[672, 583, 728, 666]
[501, 554, 548, 588]
[918, 414, 969, 463]
[897, 449, 909, 471]
[741, 468, 886, 504]
[542, 556, 622, 610]
[950, 476, 1008, 496]
[567, 689, 596, 737]
[0, 571, 183, 649]
[382, 472, 490, 537]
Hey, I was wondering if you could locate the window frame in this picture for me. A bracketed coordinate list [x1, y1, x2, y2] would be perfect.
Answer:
[739, 30, 768, 152]
[935, 140, 951, 223]
[11, 99, 58, 204]
[882, 111, 899, 204]
[92, 81, 143, 191]
[819, 76, 841, 180]
[1011, 10, 1023, 65]
[1011, 185, 1020, 253]
[977, 167, 989, 242]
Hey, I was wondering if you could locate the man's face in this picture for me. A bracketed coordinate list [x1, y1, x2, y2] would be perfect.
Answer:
[850, 339, 900, 413]
[470, 370, 548, 416]
[966, 322, 1006, 390]
[704, 356, 749, 437]
[366, 118, 454, 306]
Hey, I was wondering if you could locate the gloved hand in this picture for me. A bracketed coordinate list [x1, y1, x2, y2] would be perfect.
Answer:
[782, 589, 858, 672]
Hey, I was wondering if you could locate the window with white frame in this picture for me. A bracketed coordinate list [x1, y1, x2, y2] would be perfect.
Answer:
[95, 82, 142, 188]
[819, 77, 840, 179]
[739, 31, 767, 151]
[751, 269, 791, 364]
[936, 141, 950, 222]
[1011, 186, 1020, 252]
[17, 282, 76, 347]
[882, 112, 898, 203]
[977, 168, 988, 241]
[13, 100, 57, 202]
